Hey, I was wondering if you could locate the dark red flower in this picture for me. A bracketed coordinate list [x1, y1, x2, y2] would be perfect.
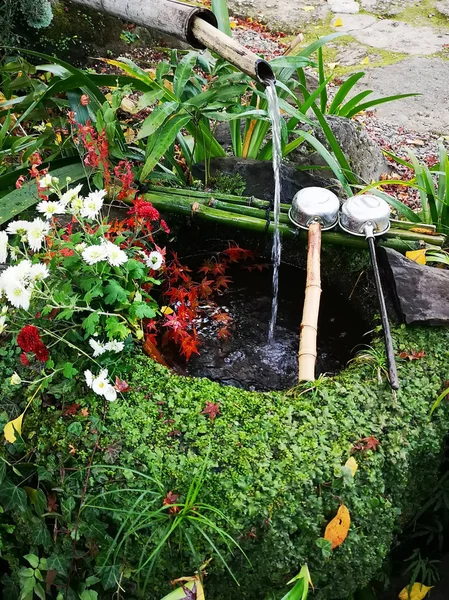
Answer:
[34, 342, 50, 363]
[17, 326, 41, 352]
[20, 353, 30, 366]
[15, 175, 26, 189]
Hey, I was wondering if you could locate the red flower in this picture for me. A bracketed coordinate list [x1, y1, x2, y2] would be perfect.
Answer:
[60, 248, 74, 257]
[34, 342, 49, 363]
[160, 219, 170, 234]
[16, 175, 26, 189]
[129, 198, 160, 221]
[20, 353, 30, 366]
[17, 326, 41, 352]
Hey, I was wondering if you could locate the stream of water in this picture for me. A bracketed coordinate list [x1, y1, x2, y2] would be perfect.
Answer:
[266, 81, 282, 342]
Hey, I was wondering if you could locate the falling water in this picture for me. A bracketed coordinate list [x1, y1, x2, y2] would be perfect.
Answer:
[266, 81, 282, 342]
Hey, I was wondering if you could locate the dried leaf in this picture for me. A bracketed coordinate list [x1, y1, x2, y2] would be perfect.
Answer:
[406, 249, 426, 265]
[201, 402, 220, 422]
[398, 583, 433, 600]
[333, 17, 344, 27]
[4, 412, 24, 443]
[324, 505, 351, 549]
[345, 457, 358, 477]
[161, 305, 174, 315]
[120, 97, 138, 114]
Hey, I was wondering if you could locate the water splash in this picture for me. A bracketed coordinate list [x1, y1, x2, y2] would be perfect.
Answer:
[266, 81, 282, 342]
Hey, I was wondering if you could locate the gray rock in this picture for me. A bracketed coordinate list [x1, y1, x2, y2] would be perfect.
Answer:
[436, 0, 449, 17]
[346, 57, 449, 133]
[291, 115, 390, 185]
[384, 248, 449, 326]
[328, 0, 360, 14]
[349, 20, 449, 54]
[331, 13, 377, 31]
[360, 0, 420, 15]
[192, 157, 337, 202]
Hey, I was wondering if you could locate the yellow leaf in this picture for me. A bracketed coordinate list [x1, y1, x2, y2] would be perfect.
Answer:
[406, 249, 427, 265]
[230, 20, 237, 29]
[302, 5, 315, 10]
[324, 505, 350, 549]
[361, 56, 370, 65]
[398, 583, 433, 600]
[161, 306, 174, 315]
[345, 456, 358, 477]
[328, 62, 339, 70]
[333, 17, 344, 27]
[4, 412, 24, 443]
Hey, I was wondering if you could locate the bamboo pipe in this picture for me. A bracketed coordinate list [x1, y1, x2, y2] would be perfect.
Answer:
[69, 0, 274, 84]
[298, 222, 322, 381]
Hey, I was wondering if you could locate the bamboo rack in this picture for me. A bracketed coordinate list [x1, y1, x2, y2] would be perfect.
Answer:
[143, 189, 446, 251]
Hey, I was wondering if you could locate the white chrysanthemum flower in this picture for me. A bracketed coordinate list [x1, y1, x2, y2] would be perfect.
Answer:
[1, 306, 7, 315]
[103, 240, 128, 267]
[36, 200, 65, 220]
[6, 220, 30, 235]
[0, 231, 8, 264]
[146, 251, 164, 270]
[91, 368, 117, 401]
[104, 340, 125, 353]
[0, 260, 32, 291]
[80, 189, 106, 219]
[82, 244, 108, 266]
[10, 372, 22, 385]
[70, 196, 84, 214]
[74, 243, 86, 253]
[4, 283, 32, 310]
[59, 183, 83, 207]
[26, 218, 50, 252]
[38, 173, 58, 190]
[89, 337, 106, 357]
[29, 263, 50, 282]
[84, 370, 94, 388]
[0, 315, 6, 334]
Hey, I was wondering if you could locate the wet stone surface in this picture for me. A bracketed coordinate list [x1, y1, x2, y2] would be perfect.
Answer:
[184, 264, 369, 391]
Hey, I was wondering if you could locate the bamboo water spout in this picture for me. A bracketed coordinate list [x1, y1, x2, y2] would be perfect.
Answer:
[70, 0, 275, 84]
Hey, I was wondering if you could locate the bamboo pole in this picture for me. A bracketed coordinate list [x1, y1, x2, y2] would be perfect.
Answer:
[298, 222, 322, 381]
[144, 192, 446, 248]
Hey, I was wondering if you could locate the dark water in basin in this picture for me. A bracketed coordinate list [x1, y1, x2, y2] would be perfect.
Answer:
[184, 264, 370, 391]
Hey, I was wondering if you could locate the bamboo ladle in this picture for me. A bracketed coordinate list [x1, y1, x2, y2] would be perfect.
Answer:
[289, 187, 340, 382]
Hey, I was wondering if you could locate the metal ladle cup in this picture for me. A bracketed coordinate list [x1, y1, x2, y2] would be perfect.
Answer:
[339, 195, 399, 390]
[289, 187, 340, 382]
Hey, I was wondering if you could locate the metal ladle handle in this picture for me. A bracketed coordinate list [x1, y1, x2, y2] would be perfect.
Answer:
[364, 224, 399, 390]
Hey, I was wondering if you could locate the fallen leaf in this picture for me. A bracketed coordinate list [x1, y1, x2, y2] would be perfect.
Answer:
[345, 456, 358, 477]
[406, 249, 426, 265]
[163, 491, 181, 514]
[398, 583, 433, 600]
[80, 408, 89, 417]
[120, 97, 138, 114]
[4, 412, 25, 443]
[63, 402, 81, 416]
[302, 5, 315, 10]
[114, 376, 130, 393]
[324, 505, 351, 549]
[328, 62, 339, 70]
[398, 350, 426, 361]
[201, 402, 220, 422]
[161, 305, 174, 315]
[352, 435, 381, 453]
[68, 444, 76, 456]
[361, 56, 370, 65]
[333, 17, 344, 27]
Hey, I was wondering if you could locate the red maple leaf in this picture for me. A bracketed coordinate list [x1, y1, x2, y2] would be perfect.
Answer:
[213, 311, 232, 325]
[195, 277, 214, 299]
[398, 350, 426, 361]
[115, 377, 130, 393]
[163, 491, 181, 514]
[221, 244, 254, 262]
[180, 334, 200, 360]
[214, 275, 232, 290]
[217, 326, 231, 340]
[201, 402, 221, 422]
[63, 403, 81, 416]
[351, 435, 381, 453]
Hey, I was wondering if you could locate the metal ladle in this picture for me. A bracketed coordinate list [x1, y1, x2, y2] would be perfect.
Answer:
[339, 195, 399, 390]
[289, 187, 340, 382]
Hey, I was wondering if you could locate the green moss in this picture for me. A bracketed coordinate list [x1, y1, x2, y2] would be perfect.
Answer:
[394, 0, 449, 29]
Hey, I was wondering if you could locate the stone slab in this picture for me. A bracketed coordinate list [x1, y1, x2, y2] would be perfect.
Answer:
[436, 0, 449, 17]
[349, 20, 449, 54]
[360, 0, 421, 15]
[328, 0, 360, 14]
[331, 13, 377, 32]
[348, 57, 449, 133]
[384, 248, 449, 326]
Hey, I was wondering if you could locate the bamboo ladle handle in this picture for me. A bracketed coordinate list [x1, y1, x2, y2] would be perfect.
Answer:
[298, 221, 322, 381]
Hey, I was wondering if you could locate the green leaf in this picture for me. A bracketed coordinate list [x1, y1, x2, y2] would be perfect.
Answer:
[26, 488, 47, 517]
[85, 576, 101, 587]
[47, 553, 70, 577]
[173, 51, 198, 98]
[343, 93, 420, 119]
[0, 163, 87, 226]
[328, 71, 365, 114]
[80, 592, 98, 600]
[104, 280, 129, 305]
[138, 89, 164, 109]
[82, 312, 100, 336]
[140, 114, 191, 181]
[0, 481, 28, 512]
[24, 554, 39, 569]
[33, 583, 46, 600]
[63, 362, 79, 379]
[136, 101, 179, 140]
[96, 565, 120, 590]
[105, 316, 130, 340]
[131, 302, 157, 320]
[67, 422, 83, 437]
[0, 460, 5, 484]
